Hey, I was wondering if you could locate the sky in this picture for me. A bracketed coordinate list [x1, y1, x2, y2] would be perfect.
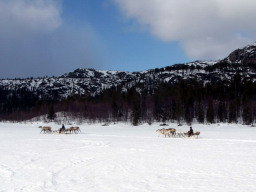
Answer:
[0, 0, 256, 78]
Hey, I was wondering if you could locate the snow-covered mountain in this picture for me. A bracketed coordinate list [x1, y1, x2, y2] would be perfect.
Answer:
[224, 42, 256, 64]
[1, 42, 256, 99]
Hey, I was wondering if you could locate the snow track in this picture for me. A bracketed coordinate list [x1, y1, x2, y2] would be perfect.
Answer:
[0, 123, 256, 192]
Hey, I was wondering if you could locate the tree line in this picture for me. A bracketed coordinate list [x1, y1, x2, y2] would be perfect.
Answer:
[0, 73, 256, 125]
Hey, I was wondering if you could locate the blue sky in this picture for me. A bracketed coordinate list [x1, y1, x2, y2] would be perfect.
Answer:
[0, 0, 255, 78]
[61, 0, 189, 71]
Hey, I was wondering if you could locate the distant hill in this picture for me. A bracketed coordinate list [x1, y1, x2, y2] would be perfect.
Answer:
[224, 42, 256, 64]
[1, 42, 256, 100]
[1, 42, 256, 124]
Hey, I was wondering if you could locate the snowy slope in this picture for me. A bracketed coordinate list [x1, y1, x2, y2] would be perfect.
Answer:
[0, 122, 256, 192]
[1, 60, 255, 100]
[225, 42, 256, 64]
[1, 42, 256, 99]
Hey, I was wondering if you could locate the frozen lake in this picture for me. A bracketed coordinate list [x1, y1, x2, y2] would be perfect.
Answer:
[1, 122, 256, 192]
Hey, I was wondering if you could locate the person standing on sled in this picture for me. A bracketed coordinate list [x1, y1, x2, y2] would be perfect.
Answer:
[188, 126, 194, 137]
[59, 124, 65, 133]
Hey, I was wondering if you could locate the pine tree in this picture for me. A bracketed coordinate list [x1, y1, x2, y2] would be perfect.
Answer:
[175, 94, 182, 124]
[47, 103, 56, 120]
[131, 98, 140, 126]
[242, 95, 253, 125]
[111, 94, 118, 122]
[242, 105, 253, 125]
[228, 101, 237, 123]
[197, 102, 205, 124]
[217, 101, 227, 123]
[206, 99, 214, 123]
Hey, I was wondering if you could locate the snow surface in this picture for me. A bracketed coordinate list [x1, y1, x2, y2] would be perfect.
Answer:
[1, 122, 256, 192]
[185, 60, 218, 67]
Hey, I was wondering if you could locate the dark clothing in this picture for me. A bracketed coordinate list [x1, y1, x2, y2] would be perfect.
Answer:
[188, 127, 194, 137]
[59, 125, 65, 133]
[189, 127, 194, 134]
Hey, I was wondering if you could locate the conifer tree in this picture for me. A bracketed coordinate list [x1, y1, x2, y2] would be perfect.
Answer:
[206, 99, 214, 123]
[217, 101, 227, 123]
[175, 93, 182, 124]
[132, 100, 140, 126]
[228, 102, 237, 123]
[197, 103, 205, 124]
[47, 103, 56, 120]
[242, 105, 253, 125]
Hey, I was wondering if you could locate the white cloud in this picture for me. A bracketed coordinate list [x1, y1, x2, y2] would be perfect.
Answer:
[0, 0, 61, 37]
[0, 0, 104, 78]
[113, 0, 256, 59]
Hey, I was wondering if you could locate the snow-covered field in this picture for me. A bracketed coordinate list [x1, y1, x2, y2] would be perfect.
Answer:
[1, 122, 256, 192]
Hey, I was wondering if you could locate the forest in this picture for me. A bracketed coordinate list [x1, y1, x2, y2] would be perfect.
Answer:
[0, 73, 256, 125]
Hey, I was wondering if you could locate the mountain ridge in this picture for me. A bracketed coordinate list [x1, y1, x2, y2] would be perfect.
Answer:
[1, 42, 256, 100]
[224, 42, 256, 64]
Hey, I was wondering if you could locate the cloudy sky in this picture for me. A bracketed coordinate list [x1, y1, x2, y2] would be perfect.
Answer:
[0, 0, 256, 78]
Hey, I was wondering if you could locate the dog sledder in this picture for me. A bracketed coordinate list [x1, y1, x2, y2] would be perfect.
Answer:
[156, 127, 200, 139]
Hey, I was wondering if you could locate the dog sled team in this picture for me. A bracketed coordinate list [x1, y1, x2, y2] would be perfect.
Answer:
[39, 124, 81, 134]
[156, 126, 200, 138]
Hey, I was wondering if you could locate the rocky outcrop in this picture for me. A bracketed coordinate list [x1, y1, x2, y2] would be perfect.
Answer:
[226, 42, 256, 64]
